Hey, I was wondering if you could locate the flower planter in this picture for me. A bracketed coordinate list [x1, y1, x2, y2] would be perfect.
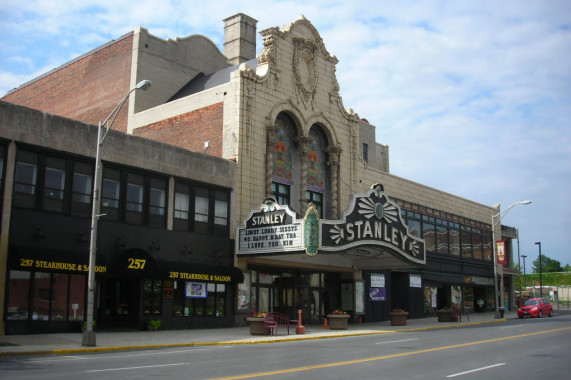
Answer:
[247, 318, 270, 335]
[437, 310, 456, 322]
[327, 314, 350, 330]
[389, 312, 408, 326]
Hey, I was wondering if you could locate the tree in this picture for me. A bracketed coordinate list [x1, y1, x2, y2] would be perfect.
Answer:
[532, 254, 563, 273]
[564, 264, 571, 272]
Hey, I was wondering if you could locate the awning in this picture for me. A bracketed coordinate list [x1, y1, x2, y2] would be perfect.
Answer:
[157, 261, 244, 284]
[110, 249, 243, 283]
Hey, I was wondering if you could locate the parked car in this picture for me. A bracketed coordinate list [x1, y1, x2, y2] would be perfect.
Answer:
[517, 298, 553, 318]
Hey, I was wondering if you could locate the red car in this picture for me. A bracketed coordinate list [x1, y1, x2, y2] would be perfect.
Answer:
[517, 298, 553, 318]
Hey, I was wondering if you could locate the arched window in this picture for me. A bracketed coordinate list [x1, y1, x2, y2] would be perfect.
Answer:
[272, 114, 295, 185]
[272, 113, 296, 206]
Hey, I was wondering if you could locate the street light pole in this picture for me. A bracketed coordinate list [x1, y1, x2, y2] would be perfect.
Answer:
[535, 241, 542, 299]
[491, 200, 531, 318]
[522, 255, 527, 298]
[516, 228, 521, 306]
[82, 80, 152, 346]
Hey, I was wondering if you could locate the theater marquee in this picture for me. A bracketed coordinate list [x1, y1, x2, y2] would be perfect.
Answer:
[237, 185, 426, 266]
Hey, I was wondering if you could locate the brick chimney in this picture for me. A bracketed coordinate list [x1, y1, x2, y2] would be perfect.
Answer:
[223, 13, 258, 65]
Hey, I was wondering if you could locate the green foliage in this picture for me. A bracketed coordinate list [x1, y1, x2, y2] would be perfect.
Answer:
[515, 272, 571, 288]
[532, 254, 563, 273]
[148, 319, 161, 330]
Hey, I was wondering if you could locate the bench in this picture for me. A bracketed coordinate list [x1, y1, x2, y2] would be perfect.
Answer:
[264, 312, 298, 336]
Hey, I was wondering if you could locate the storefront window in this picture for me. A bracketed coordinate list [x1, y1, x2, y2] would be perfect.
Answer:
[43, 157, 66, 212]
[194, 187, 209, 233]
[143, 279, 163, 315]
[407, 219, 421, 238]
[216, 284, 225, 317]
[424, 286, 437, 314]
[13, 151, 38, 208]
[126, 173, 144, 224]
[449, 228, 460, 256]
[101, 168, 121, 220]
[436, 225, 448, 254]
[71, 162, 93, 216]
[451, 286, 462, 309]
[463, 287, 474, 311]
[172, 280, 226, 317]
[214, 191, 228, 226]
[472, 229, 483, 259]
[259, 287, 270, 313]
[149, 177, 167, 227]
[68, 275, 85, 321]
[461, 227, 472, 258]
[237, 272, 251, 311]
[50, 274, 68, 321]
[7, 271, 30, 320]
[33, 272, 52, 321]
[482, 231, 492, 261]
[422, 222, 436, 253]
[6, 271, 86, 322]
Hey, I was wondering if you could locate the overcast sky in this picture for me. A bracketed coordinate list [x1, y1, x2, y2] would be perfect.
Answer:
[1, 1, 569, 267]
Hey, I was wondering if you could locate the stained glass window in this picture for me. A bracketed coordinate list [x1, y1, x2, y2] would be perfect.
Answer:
[272, 114, 294, 184]
[307, 127, 326, 192]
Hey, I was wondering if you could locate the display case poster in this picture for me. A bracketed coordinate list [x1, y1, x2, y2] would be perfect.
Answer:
[371, 274, 385, 288]
[355, 281, 365, 314]
[369, 287, 386, 301]
[409, 274, 422, 288]
[185, 282, 208, 298]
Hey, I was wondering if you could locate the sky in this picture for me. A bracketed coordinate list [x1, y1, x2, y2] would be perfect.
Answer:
[1, 0, 570, 267]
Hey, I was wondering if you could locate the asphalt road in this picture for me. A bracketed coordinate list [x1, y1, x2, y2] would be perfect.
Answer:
[1, 315, 569, 379]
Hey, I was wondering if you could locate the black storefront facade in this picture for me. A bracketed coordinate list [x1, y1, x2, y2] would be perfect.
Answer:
[5, 210, 242, 335]
[0, 103, 243, 335]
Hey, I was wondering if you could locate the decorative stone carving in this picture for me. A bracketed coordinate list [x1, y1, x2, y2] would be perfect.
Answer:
[293, 38, 318, 110]
[266, 124, 279, 196]
[326, 145, 342, 219]
[259, 27, 278, 67]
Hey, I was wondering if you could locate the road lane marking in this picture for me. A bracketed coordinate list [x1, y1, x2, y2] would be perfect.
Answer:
[375, 338, 418, 345]
[446, 363, 506, 377]
[210, 326, 571, 380]
[500, 324, 524, 329]
[20, 346, 233, 363]
[85, 362, 186, 373]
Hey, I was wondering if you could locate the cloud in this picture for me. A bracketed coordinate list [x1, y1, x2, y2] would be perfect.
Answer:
[0, 0, 570, 264]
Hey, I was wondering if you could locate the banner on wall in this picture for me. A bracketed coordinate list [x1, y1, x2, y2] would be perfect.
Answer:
[496, 240, 506, 264]
[369, 287, 386, 301]
[185, 282, 208, 298]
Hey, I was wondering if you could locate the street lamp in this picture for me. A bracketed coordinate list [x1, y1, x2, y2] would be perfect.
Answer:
[491, 200, 531, 318]
[521, 255, 527, 298]
[535, 242, 542, 299]
[82, 80, 152, 346]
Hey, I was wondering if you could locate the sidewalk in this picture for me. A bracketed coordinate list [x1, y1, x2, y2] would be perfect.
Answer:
[0, 311, 516, 357]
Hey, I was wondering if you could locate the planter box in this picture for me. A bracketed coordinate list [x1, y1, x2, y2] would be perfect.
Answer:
[437, 310, 457, 322]
[247, 318, 270, 335]
[327, 314, 350, 330]
[389, 312, 409, 326]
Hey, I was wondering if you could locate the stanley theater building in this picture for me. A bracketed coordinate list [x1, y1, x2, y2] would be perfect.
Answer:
[1, 14, 520, 334]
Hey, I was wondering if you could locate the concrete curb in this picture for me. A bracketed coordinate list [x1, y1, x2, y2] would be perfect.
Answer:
[0, 318, 508, 357]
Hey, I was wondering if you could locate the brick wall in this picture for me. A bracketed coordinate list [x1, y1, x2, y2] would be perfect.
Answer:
[134, 102, 224, 156]
[2, 34, 134, 133]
